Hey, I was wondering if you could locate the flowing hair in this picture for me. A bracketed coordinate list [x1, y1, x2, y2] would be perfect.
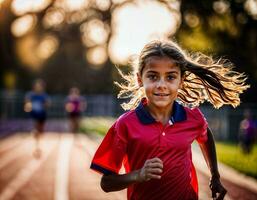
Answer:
[115, 40, 250, 110]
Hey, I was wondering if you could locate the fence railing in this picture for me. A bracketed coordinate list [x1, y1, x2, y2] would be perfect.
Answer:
[0, 90, 119, 118]
[0, 90, 256, 141]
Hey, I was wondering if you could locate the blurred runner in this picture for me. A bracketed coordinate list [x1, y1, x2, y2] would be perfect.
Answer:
[24, 79, 50, 158]
[65, 87, 86, 133]
[239, 109, 256, 154]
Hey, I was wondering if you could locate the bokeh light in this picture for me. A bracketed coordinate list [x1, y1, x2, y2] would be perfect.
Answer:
[57, 0, 90, 12]
[81, 19, 109, 47]
[86, 46, 107, 68]
[16, 34, 59, 71]
[213, 0, 230, 14]
[94, 0, 111, 11]
[184, 12, 200, 28]
[0, 0, 5, 9]
[11, 0, 50, 16]
[4, 0, 181, 71]
[108, 0, 180, 64]
[3, 72, 16, 89]
[11, 14, 37, 37]
[36, 35, 59, 59]
[244, 0, 257, 20]
[208, 14, 239, 37]
[43, 8, 65, 28]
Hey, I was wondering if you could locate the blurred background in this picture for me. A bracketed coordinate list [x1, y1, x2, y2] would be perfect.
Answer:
[0, 0, 256, 139]
[0, 0, 257, 199]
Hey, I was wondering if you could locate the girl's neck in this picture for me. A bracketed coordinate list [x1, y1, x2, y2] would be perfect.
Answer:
[146, 102, 173, 125]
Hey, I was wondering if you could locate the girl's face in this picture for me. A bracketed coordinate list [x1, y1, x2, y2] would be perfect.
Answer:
[138, 56, 183, 109]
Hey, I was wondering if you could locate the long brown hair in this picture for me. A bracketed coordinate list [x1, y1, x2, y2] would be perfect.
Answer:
[115, 40, 249, 110]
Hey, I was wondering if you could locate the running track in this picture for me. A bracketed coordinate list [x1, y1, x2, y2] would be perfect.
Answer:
[0, 133, 256, 200]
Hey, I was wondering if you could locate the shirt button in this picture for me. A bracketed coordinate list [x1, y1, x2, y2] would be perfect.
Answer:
[162, 132, 165, 136]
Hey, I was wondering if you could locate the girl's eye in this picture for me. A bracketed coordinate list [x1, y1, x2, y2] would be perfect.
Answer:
[167, 75, 175, 80]
[148, 75, 157, 80]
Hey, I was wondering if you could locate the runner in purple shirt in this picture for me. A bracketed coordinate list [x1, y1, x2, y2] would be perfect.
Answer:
[65, 87, 86, 133]
[239, 109, 256, 153]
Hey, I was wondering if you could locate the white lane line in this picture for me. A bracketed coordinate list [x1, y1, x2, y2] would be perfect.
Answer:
[0, 138, 56, 200]
[54, 134, 74, 200]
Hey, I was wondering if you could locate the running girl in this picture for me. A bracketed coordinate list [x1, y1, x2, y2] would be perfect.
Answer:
[90, 40, 249, 200]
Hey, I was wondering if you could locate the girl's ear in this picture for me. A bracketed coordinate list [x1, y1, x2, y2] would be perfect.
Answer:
[137, 73, 143, 87]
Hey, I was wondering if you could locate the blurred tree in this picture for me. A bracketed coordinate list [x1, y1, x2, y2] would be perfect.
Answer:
[0, 0, 177, 94]
[177, 0, 257, 103]
[0, 0, 256, 103]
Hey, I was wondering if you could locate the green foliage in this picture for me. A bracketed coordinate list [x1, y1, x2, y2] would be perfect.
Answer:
[216, 142, 257, 179]
[79, 117, 115, 136]
[178, 28, 218, 53]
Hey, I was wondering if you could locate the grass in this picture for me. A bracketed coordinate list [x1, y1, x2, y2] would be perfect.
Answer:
[216, 142, 257, 179]
[79, 117, 115, 136]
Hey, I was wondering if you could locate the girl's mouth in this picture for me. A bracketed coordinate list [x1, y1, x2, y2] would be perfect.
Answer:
[154, 93, 169, 96]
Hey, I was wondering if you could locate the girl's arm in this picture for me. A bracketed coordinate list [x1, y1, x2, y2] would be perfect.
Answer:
[101, 157, 163, 192]
[198, 127, 227, 200]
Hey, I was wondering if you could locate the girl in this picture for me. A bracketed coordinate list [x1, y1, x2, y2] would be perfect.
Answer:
[90, 40, 249, 200]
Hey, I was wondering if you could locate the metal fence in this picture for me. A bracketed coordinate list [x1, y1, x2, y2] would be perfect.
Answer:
[201, 105, 257, 141]
[0, 90, 119, 118]
[0, 90, 256, 141]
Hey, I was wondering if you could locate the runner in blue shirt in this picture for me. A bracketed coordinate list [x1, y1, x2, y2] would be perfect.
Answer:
[24, 79, 50, 158]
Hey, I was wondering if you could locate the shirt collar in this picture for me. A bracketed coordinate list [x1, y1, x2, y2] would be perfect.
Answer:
[135, 98, 187, 125]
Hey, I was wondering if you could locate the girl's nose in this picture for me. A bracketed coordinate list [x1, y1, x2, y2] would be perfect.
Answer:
[156, 78, 167, 89]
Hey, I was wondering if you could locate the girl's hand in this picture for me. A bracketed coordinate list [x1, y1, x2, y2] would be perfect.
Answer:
[137, 157, 163, 182]
[209, 176, 227, 200]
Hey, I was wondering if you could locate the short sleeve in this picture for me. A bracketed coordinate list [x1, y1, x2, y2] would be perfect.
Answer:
[90, 119, 128, 175]
[194, 108, 208, 143]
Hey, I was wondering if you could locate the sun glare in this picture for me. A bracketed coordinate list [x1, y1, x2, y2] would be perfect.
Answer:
[10, 0, 181, 70]
[109, 0, 180, 64]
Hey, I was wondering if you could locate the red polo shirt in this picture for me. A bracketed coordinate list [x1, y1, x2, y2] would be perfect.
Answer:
[91, 99, 208, 200]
